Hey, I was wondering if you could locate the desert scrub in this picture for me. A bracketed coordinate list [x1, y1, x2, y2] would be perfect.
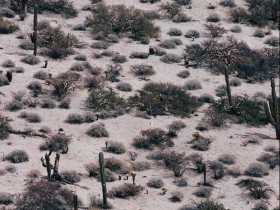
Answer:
[27, 81, 43, 96]
[19, 40, 34, 50]
[74, 54, 87, 61]
[130, 64, 155, 78]
[219, 0, 236, 7]
[70, 62, 85, 71]
[0, 192, 13, 205]
[185, 29, 200, 38]
[229, 77, 242, 86]
[132, 161, 151, 171]
[0, 74, 9, 86]
[19, 112, 42, 123]
[15, 180, 80, 209]
[108, 183, 144, 198]
[244, 162, 269, 177]
[0, 7, 15, 18]
[173, 13, 192, 23]
[207, 13, 221, 22]
[0, 115, 11, 140]
[33, 70, 48, 80]
[5, 150, 29, 163]
[60, 170, 81, 184]
[104, 158, 129, 174]
[89, 195, 113, 209]
[173, 177, 188, 187]
[96, 169, 117, 182]
[147, 178, 164, 188]
[170, 191, 184, 202]
[106, 141, 126, 154]
[112, 54, 127, 63]
[199, 93, 214, 103]
[168, 120, 186, 137]
[116, 82, 132, 92]
[2, 59, 15, 68]
[5, 100, 23, 111]
[91, 41, 111, 50]
[159, 39, 177, 49]
[252, 202, 269, 210]
[190, 136, 213, 151]
[27, 169, 41, 179]
[177, 70, 190, 79]
[217, 154, 236, 165]
[264, 36, 279, 47]
[129, 82, 201, 117]
[129, 52, 149, 59]
[87, 123, 109, 138]
[208, 161, 226, 179]
[85, 4, 159, 41]
[184, 79, 202, 90]
[230, 25, 242, 33]
[21, 55, 40, 65]
[160, 54, 181, 64]
[41, 98, 56, 109]
[12, 66, 25, 73]
[39, 133, 71, 152]
[253, 29, 265, 38]
[0, 16, 18, 34]
[180, 199, 226, 210]
[168, 28, 182, 36]
[5, 165, 16, 173]
[58, 98, 71, 109]
[65, 113, 84, 124]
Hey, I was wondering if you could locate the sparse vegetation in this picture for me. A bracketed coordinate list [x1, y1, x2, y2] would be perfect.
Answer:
[5, 150, 29, 163]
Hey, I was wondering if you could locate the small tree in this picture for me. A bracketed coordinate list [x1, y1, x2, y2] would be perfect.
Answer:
[46, 71, 81, 99]
[163, 151, 189, 177]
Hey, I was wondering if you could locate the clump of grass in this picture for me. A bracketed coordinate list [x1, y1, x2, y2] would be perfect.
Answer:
[5, 150, 29, 163]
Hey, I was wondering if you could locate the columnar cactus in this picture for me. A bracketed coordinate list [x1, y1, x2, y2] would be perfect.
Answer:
[99, 152, 108, 207]
[41, 151, 62, 181]
[264, 78, 280, 140]
[33, 3, 38, 56]
[20, 0, 28, 20]
[131, 171, 136, 185]
[202, 163, 207, 186]
[73, 194, 78, 210]
[6, 71, 12, 82]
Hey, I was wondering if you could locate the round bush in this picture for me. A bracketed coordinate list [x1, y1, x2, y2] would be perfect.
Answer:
[112, 54, 127, 63]
[66, 113, 84, 124]
[5, 165, 16, 173]
[160, 54, 181, 64]
[168, 28, 182, 36]
[40, 99, 56, 109]
[185, 30, 200, 38]
[244, 162, 269, 177]
[253, 29, 265, 38]
[264, 36, 279, 47]
[33, 71, 48, 80]
[0, 192, 13, 205]
[116, 82, 132, 92]
[184, 79, 202, 90]
[147, 178, 164, 188]
[5, 150, 29, 163]
[2, 59, 15, 68]
[21, 55, 40, 65]
[230, 25, 242, 33]
[177, 70, 190, 78]
[70, 63, 85, 71]
[132, 161, 151, 171]
[229, 78, 242, 86]
[87, 123, 109, 138]
[218, 154, 236, 165]
[107, 141, 126, 154]
[160, 39, 177, 49]
[199, 93, 214, 103]
[219, 0, 236, 7]
[207, 13, 221, 22]
[19, 40, 34, 50]
[60, 170, 81, 183]
[193, 186, 212, 198]
[173, 177, 188, 187]
[170, 191, 184, 202]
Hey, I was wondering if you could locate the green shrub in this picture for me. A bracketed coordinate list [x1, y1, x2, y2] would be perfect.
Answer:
[108, 183, 144, 198]
[106, 141, 126, 154]
[244, 162, 269, 177]
[129, 82, 201, 117]
[60, 170, 81, 183]
[87, 123, 109, 138]
[85, 4, 159, 40]
[160, 53, 181, 63]
[0, 16, 17, 34]
[5, 150, 29, 163]
[0, 192, 13, 205]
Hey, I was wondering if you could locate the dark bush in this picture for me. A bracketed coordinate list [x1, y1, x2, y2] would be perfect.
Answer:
[174, 0, 191, 5]
[84, 162, 99, 177]
[27, 81, 42, 96]
[5, 100, 23, 111]
[108, 183, 144, 198]
[168, 28, 182, 36]
[160, 54, 181, 63]
[236, 178, 274, 200]
[12, 66, 25, 73]
[85, 4, 159, 41]
[0, 7, 15, 18]
[106, 141, 126, 154]
[112, 54, 127, 63]
[252, 202, 269, 210]
[19, 112, 41, 123]
[207, 13, 221, 22]
[174, 177, 188, 187]
[5, 150, 29, 163]
[185, 29, 200, 38]
[19, 40, 34, 50]
[0, 17, 18, 34]
[229, 77, 242, 86]
[163, 150, 188, 177]
[168, 120, 186, 137]
[218, 154, 236, 165]
[0, 192, 13, 205]
[60, 170, 81, 184]
[264, 36, 279, 47]
[229, 7, 248, 23]
[91, 41, 111, 50]
[40, 133, 71, 152]
[160, 39, 177, 49]
[105, 63, 123, 82]
[21, 55, 40, 65]
[41, 98, 56, 109]
[180, 199, 226, 210]
[131, 64, 155, 78]
[219, 0, 236, 7]
[170, 191, 184, 202]
[227, 167, 241, 178]
[204, 24, 227, 38]
[58, 98, 71, 109]
[87, 123, 109, 138]
[66, 113, 84, 124]
[0, 74, 9, 86]
[244, 162, 269, 177]
[253, 29, 265, 38]
[199, 93, 214, 103]
[184, 79, 202, 90]
[173, 13, 192, 23]
[89, 195, 113, 209]
[15, 180, 80, 209]
[132, 161, 151, 171]
[147, 178, 164, 188]
[130, 52, 149, 59]
[208, 161, 226, 179]
[159, 2, 182, 18]
[129, 82, 201, 117]
[190, 136, 213, 151]
[116, 82, 132, 92]
[2, 59, 15, 68]
[70, 62, 85, 71]
[177, 70, 190, 78]
[0, 115, 11, 140]
[205, 110, 228, 127]
[230, 25, 242, 33]
[193, 186, 213, 198]
[33, 71, 48, 80]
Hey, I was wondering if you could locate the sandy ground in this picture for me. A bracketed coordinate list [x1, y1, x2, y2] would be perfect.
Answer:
[0, 0, 279, 209]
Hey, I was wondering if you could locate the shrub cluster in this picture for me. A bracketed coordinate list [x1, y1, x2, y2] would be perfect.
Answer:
[0, 16, 18, 34]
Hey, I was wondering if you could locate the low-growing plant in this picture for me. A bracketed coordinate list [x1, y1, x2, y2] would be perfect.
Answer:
[60, 170, 81, 184]
[21, 55, 40, 65]
[0, 16, 18, 34]
[89, 195, 113, 209]
[208, 161, 226, 179]
[168, 28, 182, 36]
[252, 202, 269, 210]
[170, 191, 184, 202]
[253, 29, 265, 38]
[230, 25, 242, 33]
[5, 165, 16, 173]
[131, 64, 155, 78]
[2, 59, 15, 68]
[207, 13, 221, 22]
[112, 54, 127, 63]
[218, 154, 236, 165]
[0, 114, 11, 140]
[106, 141, 126, 154]
[87, 123, 109, 138]
[116, 82, 132, 92]
[5, 150, 29, 163]
[185, 29, 200, 38]
[184, 79, 202, 90]
[264, 36, 279, 47]
[33, 71, 48, 80]
[244, 162, 269, 177]
[160, 39, 177, 49]
[177, 70, 190, 78]
[190, 136, 213, 151]
[163, 150, 189, 177]
[5, 100, 23, 111]
[132, 161, 151, 171]
[199, 93, 214, 103]
[219, 0, 236, 7]
[204, 24, 227, 38]
[193, 186, 213, 198]
[40, 133, 71, 153]
[19, 112, 41, 123]
[147, 178, 164, 188]
[168, 120, 186, 137]
[0, 192, 13, 205]
[41, 98, 56, 109]
[108, 183, 144, 198]
[160, 54, 181, 63]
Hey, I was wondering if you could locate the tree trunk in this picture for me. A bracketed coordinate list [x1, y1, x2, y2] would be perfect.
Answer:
[224, 67, 233, 112]
[276, 125, 280, 140]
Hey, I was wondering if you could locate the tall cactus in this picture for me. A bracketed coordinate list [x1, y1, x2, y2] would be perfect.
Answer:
[33, 3, 38, 56]
[264, 78, 280, 140]
[73, 194, 78, 210]
[202, 163, 207, 186]
[99, 152, 108, 207]
[20, 0, 28, 20]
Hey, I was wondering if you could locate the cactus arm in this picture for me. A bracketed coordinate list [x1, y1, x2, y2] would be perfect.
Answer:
[265, 102, 276, 126]
[33, 3, 38, 55]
